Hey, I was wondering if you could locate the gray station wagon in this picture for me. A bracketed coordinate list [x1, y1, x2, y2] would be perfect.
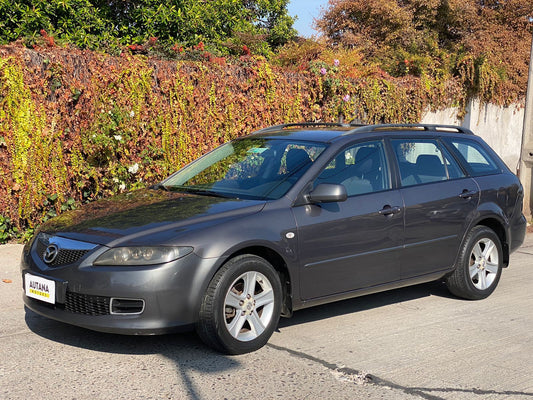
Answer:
[21, 123, 527, 354]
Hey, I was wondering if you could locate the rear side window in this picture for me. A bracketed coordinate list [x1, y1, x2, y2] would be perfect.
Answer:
[447, 138, 500, 176]
[391, 139, 465, 187]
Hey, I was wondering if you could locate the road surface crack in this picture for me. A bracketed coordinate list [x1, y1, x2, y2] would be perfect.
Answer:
[267, 343, 533, 400]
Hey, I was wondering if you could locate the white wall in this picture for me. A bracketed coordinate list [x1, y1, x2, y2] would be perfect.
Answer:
[421, 99, 524, 173]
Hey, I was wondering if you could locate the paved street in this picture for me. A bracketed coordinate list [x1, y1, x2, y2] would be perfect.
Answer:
[1, 236, 532, 400]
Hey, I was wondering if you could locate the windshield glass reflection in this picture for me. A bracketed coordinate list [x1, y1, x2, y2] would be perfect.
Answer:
[163, 138, 327, 200]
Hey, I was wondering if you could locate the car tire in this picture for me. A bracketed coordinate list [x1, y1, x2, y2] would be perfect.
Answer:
[196, 255, 282, 354]
[446, 226, 503, 300]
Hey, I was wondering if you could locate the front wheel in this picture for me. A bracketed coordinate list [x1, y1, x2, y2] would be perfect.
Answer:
[446, 226, 503, 300]
[196, 255, 282, 354]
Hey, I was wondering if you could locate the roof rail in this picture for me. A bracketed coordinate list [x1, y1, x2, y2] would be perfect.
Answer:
[254, 122, 349, 134]
[345, 124, 474, 135]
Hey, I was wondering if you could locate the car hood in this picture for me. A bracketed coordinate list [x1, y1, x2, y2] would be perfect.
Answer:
[38, 188, 266, 246]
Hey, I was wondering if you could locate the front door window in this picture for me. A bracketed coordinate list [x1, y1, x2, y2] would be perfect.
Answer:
[314, 140, 390, 196]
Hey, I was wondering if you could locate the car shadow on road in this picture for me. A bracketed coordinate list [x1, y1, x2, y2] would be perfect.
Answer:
[279, 280, 457, 328]
[24, 308, 240, 400]
[22, 280, 456, 399]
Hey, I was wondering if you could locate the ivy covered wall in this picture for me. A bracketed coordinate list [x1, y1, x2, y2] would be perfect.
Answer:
[0, 43, 506, 239]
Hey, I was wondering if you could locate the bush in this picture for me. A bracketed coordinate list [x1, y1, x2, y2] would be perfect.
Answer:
[0, 0, 297, 56]
[0, 215, 18, 243]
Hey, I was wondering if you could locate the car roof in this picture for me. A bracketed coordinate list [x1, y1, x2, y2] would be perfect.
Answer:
[246, 123, 475, 144]
[250, 127, 353, 142]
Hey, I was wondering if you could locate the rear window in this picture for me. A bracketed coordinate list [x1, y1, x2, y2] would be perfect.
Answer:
[446, 138, 501, 176]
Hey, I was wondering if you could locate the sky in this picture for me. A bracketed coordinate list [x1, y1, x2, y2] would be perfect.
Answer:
[287, 0, 329, 38]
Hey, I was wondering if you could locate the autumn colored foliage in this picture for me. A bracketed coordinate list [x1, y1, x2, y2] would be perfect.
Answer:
[318, 0, 533, 103]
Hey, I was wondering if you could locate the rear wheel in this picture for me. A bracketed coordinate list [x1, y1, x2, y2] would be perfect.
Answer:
[446, 226, 503, 300]
[196, 255, 282, 354]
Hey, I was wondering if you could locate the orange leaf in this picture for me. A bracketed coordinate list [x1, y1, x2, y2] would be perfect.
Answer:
[2, 279, 13, 284]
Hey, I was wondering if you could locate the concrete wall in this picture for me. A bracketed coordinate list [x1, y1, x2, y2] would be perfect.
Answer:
[421, 99, 524, 173]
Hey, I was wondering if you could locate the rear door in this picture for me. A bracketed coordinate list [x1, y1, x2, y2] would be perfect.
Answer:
[293, 140, 404, 300]
[390, 138, 480, 279]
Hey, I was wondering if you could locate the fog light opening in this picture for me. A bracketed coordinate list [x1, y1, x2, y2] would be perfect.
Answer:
[110, 298, 145, 315]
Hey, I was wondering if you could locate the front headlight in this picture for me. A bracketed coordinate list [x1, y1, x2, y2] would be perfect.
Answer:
[93, 246, 193, 266]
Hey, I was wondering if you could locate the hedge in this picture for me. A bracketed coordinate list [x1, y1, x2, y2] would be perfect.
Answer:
[0, 43, 461, 240]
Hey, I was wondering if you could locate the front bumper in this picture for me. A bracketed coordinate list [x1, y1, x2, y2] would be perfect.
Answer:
[21, 242, 219, 335]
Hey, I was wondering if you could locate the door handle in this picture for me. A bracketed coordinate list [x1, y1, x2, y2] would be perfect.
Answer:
[459, 190, 477, 199]
[379, 205, 401, 216]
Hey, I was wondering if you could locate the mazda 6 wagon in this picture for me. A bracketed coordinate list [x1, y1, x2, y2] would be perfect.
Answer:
[21, 123, 527, 354]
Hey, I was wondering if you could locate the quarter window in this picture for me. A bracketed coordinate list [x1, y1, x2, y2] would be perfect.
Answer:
[391, 139, 465, 187]
[314, 141, 390, 196]
[447, 138, 500, 176]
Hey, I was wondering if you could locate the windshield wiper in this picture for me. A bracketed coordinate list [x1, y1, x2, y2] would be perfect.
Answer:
[177, 187, 235, 199]
[150, 183, 169, 191]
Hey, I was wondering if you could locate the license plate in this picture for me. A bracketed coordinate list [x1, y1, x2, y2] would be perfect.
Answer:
[25, 274, 56, 304]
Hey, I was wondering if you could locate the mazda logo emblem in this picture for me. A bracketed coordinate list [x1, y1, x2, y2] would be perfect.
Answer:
[43, 244, 59, 264]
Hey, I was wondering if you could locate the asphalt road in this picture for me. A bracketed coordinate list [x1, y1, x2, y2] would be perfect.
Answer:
[1, 235, 532, 400]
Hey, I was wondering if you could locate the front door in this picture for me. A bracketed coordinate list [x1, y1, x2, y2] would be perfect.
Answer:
[293, 140, 405, 300]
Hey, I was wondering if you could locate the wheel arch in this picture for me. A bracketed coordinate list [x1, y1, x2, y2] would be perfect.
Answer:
[474, 217, 509, 267]
[224, 245, 294, 317]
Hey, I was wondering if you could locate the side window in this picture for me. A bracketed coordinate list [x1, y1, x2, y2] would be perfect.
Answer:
[314, 141, 390, 196]
[447, 138, 500, 176]
[391, 139, 465, 187]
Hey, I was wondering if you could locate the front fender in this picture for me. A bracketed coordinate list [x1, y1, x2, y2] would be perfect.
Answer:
[186, 202, 300, 316]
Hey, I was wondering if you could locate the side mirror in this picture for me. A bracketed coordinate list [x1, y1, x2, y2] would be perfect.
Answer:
[308, 183, 347, 204]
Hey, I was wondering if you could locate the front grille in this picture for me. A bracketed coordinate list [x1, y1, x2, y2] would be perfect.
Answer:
[65, 291, 111, 316]
[36, 240, 90, 267]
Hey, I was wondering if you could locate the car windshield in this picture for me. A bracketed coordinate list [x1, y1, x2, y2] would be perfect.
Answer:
[161, 138, 327, 200]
